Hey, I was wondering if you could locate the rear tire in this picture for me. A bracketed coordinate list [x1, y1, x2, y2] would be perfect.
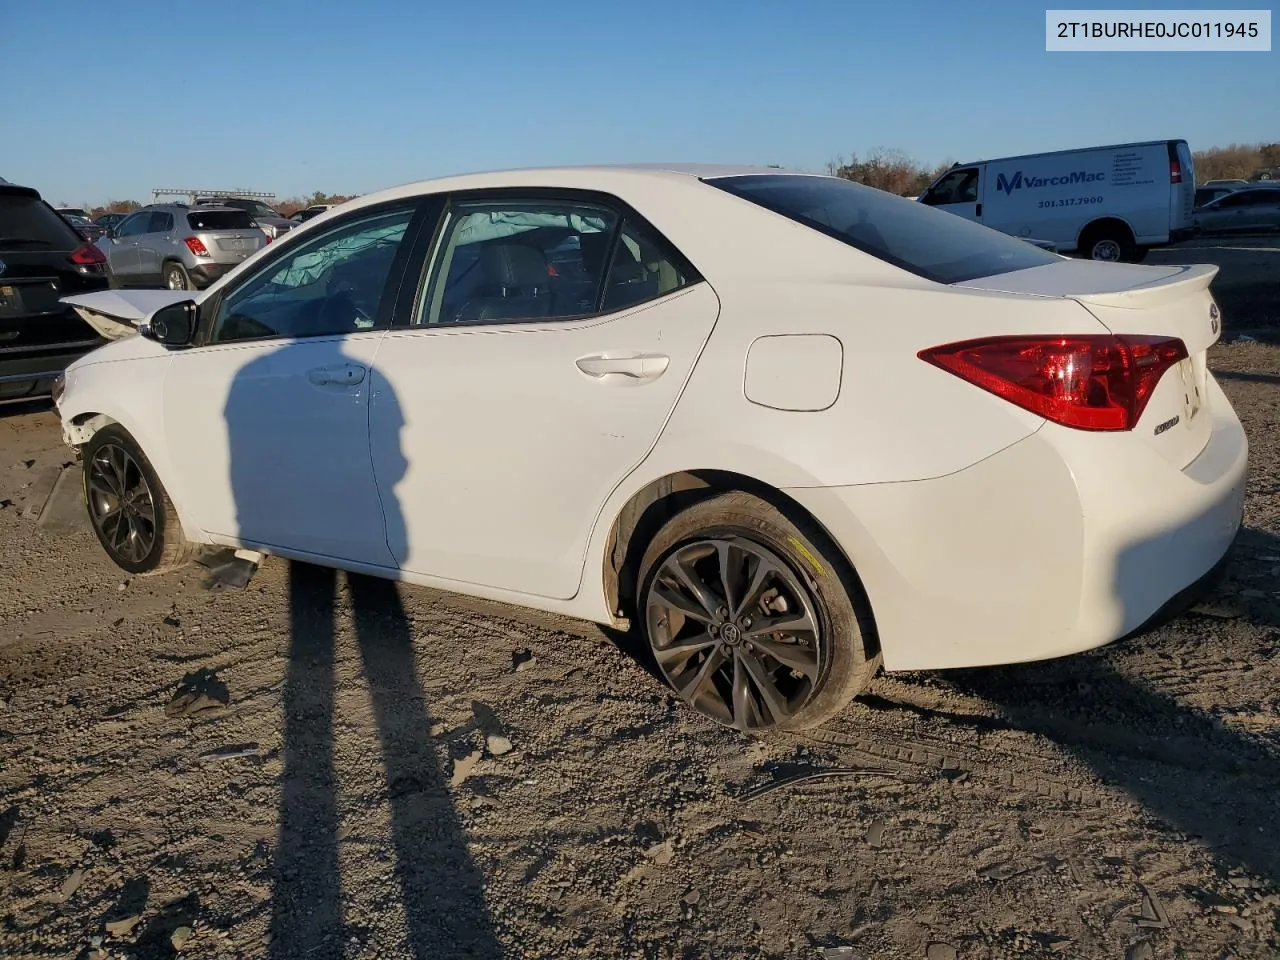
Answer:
[636, 491, 877, 733]
[1079, 223, 1135, 263]
[163, 261, 192, 291]
[82, 425, 193, 576]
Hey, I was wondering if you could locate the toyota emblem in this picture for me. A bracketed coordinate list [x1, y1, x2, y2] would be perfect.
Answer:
[0, 257, 6, 277]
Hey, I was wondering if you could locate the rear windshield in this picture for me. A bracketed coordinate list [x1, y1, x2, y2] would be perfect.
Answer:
[0, 195, 81, 251]
[707, 174, 1059, 284]
[187, 210, 256, 231]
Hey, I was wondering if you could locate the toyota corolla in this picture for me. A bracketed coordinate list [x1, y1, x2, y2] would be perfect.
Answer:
[52, 165, 1247, 732]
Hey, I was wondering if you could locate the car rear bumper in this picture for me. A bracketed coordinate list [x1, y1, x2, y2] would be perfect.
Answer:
[189, 261, 236, 287]
[786, 373, 1247, 672]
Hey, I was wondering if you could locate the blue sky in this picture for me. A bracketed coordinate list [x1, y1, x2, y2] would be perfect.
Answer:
[3, 0, 1276, 206]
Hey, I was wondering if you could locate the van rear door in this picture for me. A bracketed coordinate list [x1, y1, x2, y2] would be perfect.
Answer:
[1169, 140, 1196, 231]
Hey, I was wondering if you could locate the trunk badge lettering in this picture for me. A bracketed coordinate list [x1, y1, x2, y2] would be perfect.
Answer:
[1209, 303, 1220, 335]
[1154, 414, 1181, 436]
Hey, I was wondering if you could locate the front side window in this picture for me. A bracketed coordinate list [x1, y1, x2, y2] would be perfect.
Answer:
[209, 206, 414, 344]
[116, 212, 150, 237]
[922, 168, 979, 206]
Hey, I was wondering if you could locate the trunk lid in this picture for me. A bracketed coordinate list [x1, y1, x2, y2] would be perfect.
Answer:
[957, 260, 1221, 468]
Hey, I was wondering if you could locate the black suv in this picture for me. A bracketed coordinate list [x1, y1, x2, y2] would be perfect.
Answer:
[0, 181, 110, 401]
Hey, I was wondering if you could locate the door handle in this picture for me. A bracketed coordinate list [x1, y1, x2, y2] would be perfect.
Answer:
[975, 202, 983, 217]
[307, 363, 366, 387]
[575, 353, 670, 381]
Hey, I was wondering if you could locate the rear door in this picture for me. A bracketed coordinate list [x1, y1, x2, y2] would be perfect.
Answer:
[1169, 140, 1196, 229]
[368, 191, 720, 600]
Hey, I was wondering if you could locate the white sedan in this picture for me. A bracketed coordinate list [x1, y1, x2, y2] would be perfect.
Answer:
[53, 165, 1247, 732]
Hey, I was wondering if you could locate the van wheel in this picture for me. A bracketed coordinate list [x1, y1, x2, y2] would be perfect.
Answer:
[1080, 224, 1135, 263]
[164, 262, 192, 290]
[636, 491, 879, 733]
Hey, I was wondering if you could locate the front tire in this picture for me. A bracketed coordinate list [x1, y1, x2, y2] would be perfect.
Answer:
[82, 425, 193, 576]
[637, 491, 876, 733]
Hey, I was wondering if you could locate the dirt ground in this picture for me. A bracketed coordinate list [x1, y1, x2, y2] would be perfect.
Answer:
[2, 240, 1279, 960]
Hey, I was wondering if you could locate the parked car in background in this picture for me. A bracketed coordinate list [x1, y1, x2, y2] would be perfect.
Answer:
[96, 204, 268, 290]
[54, 206, 89, 219]
[194, 197, 295, 241]
[919, 139, 1197, 262]
[1193, 187, 1280, 234]
[62, 213, 108, 242]
[1201, 179, 1250, 189]
[290, 204, 333, 223]
[53, 164, 1245, 733]
[94, 213, 127, 232]
[1195, 185, 1241, 208]
[0, 181, 108, 400]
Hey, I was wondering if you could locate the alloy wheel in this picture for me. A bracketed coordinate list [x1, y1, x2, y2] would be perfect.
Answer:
[87, 443, 157, 564]
[645, 537, 824, 731]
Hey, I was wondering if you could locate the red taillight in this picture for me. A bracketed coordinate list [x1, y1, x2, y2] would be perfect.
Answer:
[183, 236, 210, 256]
[68, 242, 106, 266]
[1170, 160, 1182, 183]
[918, 334, 1189, 431]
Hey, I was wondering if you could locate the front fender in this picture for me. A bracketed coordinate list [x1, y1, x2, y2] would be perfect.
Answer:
[59, 352, 209, 546]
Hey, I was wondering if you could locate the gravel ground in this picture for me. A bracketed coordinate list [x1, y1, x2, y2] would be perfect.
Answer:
[1, 241, 1278, 960]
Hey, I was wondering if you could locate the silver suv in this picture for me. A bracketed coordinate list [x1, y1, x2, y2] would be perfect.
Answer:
[194, 196, 296, 241]
[95, 204, 267, 290]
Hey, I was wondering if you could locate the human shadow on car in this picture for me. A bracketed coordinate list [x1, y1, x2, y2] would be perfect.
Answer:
[943, 523, 1280, 885]
[223, 338, 500, 959]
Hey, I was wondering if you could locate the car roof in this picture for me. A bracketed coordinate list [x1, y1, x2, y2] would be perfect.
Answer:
[0, 181, 41, 200]
[341, 163, 826, 213]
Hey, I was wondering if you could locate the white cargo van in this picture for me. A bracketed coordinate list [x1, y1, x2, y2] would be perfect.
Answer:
[919, 139, 1197, 263]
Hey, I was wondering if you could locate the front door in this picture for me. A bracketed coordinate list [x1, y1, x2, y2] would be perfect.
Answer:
[161, 202, 421, 564]
[368, 194, 720, 599]
[104, 211, 147, 281]
[135, 210, 173, 285]
[920, 167, 982, 222]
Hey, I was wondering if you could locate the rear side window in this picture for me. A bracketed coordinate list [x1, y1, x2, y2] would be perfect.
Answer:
[0, 195, 80, 251]
[187, 210, 256, 231]
[708, 174, 1060, 284]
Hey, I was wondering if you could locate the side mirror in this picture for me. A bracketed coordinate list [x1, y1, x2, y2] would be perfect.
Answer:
[142, 300, 197, 347]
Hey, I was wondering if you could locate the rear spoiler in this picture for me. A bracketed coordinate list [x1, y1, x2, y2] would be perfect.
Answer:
[1070, 263, 1218, 310]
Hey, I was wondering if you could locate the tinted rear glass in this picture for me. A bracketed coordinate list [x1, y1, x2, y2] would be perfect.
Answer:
[707, 174, 1060, 284]
[0, 196, 80, 251]
[187, 210, 256, 231]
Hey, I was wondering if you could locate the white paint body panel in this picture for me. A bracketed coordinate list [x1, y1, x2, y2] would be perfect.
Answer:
[368, 283, 720, 600]
[54, 164, 1246, 676]
[744, 334, 843, 411]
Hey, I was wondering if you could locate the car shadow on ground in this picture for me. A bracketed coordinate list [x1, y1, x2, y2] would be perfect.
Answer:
[223, 337, 501, 959]
[939, 525, 1280, 885]
[270, 564, 501, 959]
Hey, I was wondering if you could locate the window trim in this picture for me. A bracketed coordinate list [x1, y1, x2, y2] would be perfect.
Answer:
[391, 186, 703, 330]
[191, 197, 436, 348]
